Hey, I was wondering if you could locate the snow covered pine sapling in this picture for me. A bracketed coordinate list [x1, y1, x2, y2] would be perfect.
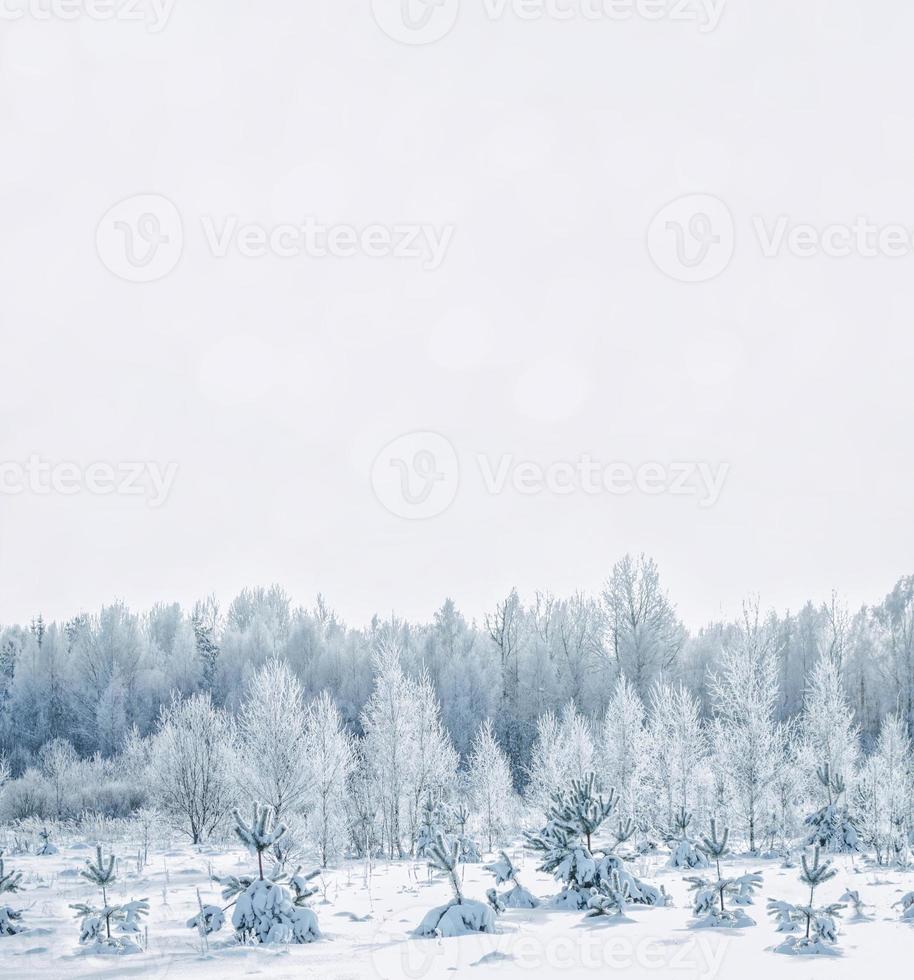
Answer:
[767, 846, 844, 956]
[195, 803, 322, 945]
[0, 853, 25, 936]
[525, 773, 668, 913]
[484, 851, 539, 909]
[684, 820, 762, 928]
[70, 845, 150, 953]
[804, 764, 860, 853]
[415, 833, 496, 938]
[893, 891, 914, 922]
[667, 806, 709, 870]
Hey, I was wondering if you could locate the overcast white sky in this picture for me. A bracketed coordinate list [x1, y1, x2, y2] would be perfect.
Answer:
[1, 1, 912, 632]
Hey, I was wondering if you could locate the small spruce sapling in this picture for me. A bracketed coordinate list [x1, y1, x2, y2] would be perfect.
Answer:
[894, 892, 914, 922]
[667, 807, 709, 870]
[768, 846, 844, 955]
[586, 868, 632, 919]
[37, 828, 58, 856]
[71, 845, 149, 952]
[685, 820, 761, 928]
[415, 834, 495, 937]
[526, 774, 667, 912]
[484, 851, 539, 909]
[0, 854, 25, 937]
[804, 764, 859, 853]
[215, 804, 321, 944]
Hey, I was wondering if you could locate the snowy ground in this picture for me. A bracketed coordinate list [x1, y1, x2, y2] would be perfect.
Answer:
[1, 837, 912, 980]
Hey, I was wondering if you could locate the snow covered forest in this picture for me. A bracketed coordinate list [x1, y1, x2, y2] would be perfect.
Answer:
[1, 557, 913, 863]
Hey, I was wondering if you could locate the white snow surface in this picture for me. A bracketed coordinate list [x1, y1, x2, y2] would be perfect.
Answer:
[0, 839, 912, 979]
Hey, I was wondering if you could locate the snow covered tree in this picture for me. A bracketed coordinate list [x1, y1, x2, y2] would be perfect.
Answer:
[894, 891, 914, 922]
[602, 554, 685, 696]
[38, 737, 78, 820]
[70, 845, 149, 952]
[303, 690, 354, 866]
[149, 693, 235, 843]
[361, 644, 456, 858]
[415, 797, 448, 858]
[467, 720, 512, 852]
[643, 683, 708, 832]
[236, 659, 310, 823]
[0, 855, 25, 936]
[804, 763, 860, 853]
[525, 773, 667, 912]
[598, 677, 645, 820]
[667, 806, 709, 870]
[709, 633, 782, 853]
[415, 834, 495, 937]
[484, 851, 538, 908]
[525, 705, 595, 819]
[799, 653, 860, 802]
[685, 820, 761, 928]
[404, 670, 458, 854]
[852, 714, 912, 864]
[768, 846, 844, 955]
[215, 803, 322, 944]
[78, 845, 117, 940]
